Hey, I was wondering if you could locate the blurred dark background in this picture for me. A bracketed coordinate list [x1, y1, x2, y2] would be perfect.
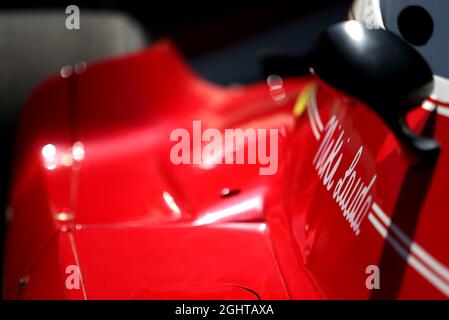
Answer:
[0, 0, 352, 83]
[0, 0, 351, 298]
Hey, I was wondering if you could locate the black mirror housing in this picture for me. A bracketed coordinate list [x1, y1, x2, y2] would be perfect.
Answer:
[310, 21, 438, 160]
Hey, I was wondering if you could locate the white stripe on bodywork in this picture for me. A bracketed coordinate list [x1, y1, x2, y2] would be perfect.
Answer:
[307, 89, 322, 140]
[422, 100, 449, 118]
[368, 212, 449, 297]
[307, 88, 324, 140]
[308, 89, 324, 131]
[307, 102, 321, 141]
[372, 203, 449, 284]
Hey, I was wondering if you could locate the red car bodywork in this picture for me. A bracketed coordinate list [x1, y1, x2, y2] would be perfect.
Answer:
[4, 39, 449, 300]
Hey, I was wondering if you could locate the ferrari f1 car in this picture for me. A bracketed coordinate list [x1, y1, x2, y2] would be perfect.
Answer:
[4, 0, 449, 299]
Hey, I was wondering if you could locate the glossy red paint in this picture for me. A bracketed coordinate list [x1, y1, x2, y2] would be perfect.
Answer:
[4, 39, 449, 299]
